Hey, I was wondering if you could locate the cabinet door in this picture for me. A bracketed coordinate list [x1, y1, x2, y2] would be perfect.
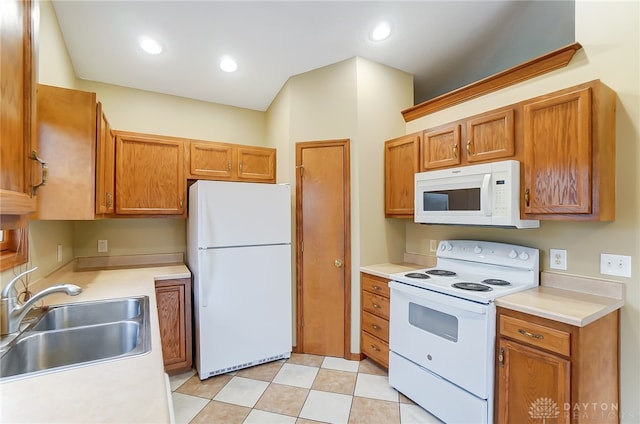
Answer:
[155, 278, 193, 373]
[189, 141, 234, 180]
[32, 84, 97, 220]
[236, 146, 276, 182]
[523, 88, 592, 214]
[0, 0, 37, 215]
[465, 109, 515, 163]
[384, 133, 420, 218]
[421, 123, 461, 170]
[95, 102, 115, 214]
[115, 133, 185, 215]
[497, 338, 570, 424]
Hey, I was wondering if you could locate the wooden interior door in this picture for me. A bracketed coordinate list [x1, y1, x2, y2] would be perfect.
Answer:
[296, 139, 351, 358]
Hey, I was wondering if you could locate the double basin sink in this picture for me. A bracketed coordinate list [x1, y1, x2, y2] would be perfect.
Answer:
[0, 296, 151, 382]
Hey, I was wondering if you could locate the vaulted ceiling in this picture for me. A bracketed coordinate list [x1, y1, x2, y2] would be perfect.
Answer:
[52, 1, 574, 111]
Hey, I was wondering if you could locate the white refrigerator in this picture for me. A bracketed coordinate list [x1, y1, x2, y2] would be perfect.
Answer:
[187, 180, 292, 380]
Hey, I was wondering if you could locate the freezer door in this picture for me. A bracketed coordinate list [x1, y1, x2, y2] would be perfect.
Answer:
[190, 181, 291, 248]
[194, 244, 292, 378]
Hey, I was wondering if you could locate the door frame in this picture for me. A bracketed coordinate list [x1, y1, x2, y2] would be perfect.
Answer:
[294, 139, 352, 358]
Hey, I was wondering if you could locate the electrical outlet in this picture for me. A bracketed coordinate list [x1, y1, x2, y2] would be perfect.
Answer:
[600, 254, 632, 277]
[97, 239, 108, 253]
[430, 239, 438, 252]
[550, 249, 567, 270]
[57, 244, 63, 263]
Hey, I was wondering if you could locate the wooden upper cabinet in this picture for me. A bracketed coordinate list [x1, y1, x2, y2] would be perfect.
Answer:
[189, 141, 234, 180]
[421, 123, 461, 170]
[465, 108, 515, 163]
[236, 146, 275, 182]
[0, 0, 37, 215]
[32, 85, 97, 220]
[384, 133, 420, 218]
[115, 132, 186, 215]
[522, 80, 615, 221]
[95, 103, 115, 215]
[188, 141, 276, 183]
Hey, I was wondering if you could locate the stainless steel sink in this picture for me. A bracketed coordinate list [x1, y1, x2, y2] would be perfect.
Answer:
[32, 297, 141, 331]
[0, 296, 150, 382]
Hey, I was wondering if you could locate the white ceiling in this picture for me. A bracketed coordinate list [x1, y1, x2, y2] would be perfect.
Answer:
[52, 1, 574, 112]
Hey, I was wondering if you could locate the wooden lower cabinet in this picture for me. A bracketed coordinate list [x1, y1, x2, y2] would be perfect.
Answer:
[155, 278, 192, 374]
[360, 272, 391, 368]
[495, 307, 619, 424]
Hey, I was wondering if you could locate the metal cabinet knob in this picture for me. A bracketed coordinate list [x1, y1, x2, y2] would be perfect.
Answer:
[334, 259, 343, 268]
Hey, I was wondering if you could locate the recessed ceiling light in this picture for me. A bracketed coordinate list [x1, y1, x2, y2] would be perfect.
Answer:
[140, 37, 162, 55]
[370, 22, 391, 41]
[219, 56, 238, 73]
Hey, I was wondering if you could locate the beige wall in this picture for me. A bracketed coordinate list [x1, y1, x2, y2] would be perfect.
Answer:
[404, 1, 639, 419]
[266, 57, 414, 353]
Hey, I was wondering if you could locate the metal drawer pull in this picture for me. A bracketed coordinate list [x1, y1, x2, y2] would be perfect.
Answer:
[518, 329, 544, 340]
[370, 344, 380, 352]
[372, 303, 381, 309]
[371, 324, 380, 330]
[31, 151, 48, 195]
[372, 285, 381, 290]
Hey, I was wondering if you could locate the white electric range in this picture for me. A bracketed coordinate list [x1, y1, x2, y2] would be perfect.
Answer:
[388, 239, 539, 424]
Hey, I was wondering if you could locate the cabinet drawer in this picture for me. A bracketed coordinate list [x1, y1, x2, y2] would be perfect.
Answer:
[362, 291, 390, 320]
[361, 331, 389, 368]
[361, 310, 389, 342]
[499, 315, 570, 356]
[361, 273, 390, 298]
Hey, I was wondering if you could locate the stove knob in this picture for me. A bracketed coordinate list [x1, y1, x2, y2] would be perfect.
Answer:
[508, 249, 518, 259]
[519, 251, 530, 260]
[440, 242, 453, 251]
[474, 246, 482, 254]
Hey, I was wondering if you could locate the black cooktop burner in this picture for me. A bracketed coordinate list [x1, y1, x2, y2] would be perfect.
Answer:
[452, 282, 493, 292]
[405, 272, 430, 279]
[482, 278, 511, 286]
[426, 269, 457, 277]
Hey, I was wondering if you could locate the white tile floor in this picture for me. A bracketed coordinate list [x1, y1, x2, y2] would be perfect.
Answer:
[169, 354, 443, 424]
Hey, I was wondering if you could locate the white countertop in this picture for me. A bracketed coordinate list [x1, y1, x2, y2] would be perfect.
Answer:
[360, 262, 426, 279]
[495, 272, 625, 327]
[0, 261, 191, 424]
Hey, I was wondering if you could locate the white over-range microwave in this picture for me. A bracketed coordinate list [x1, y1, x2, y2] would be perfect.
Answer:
[414, 159, 539, 229]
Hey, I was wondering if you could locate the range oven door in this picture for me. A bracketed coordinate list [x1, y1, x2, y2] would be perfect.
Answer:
[388, 281, 496, 399]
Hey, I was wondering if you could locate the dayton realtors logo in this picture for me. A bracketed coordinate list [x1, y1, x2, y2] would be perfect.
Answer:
[529, 397, 560, 423]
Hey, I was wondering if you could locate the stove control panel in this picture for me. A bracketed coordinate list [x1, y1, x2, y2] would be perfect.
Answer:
[437, 240, 539, 272]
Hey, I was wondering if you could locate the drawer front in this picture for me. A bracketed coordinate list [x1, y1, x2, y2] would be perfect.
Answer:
[361, 310, 389, 342]
[361, 273, 390, 298]
[362, 291, 390, 320]
[361, 331, 389, 368]
[500, 315, 570, 356]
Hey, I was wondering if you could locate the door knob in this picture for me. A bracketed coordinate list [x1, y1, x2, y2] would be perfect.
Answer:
[334, 259, 343, 268]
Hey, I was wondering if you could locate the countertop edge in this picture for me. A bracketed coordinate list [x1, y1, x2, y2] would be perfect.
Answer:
[360, 262, 424, 279]
[495, 273, 626, 327]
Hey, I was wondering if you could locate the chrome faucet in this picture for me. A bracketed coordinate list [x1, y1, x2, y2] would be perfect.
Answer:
[1, 267, 82, 336]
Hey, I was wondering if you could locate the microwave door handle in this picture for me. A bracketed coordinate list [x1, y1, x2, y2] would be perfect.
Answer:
[481, 173, 491, 216]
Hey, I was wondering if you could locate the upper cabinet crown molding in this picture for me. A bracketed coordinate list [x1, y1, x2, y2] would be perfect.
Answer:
[401, 42, 582, 122]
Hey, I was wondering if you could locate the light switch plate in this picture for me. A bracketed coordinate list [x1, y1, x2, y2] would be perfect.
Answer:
[600, 254, 632, 277]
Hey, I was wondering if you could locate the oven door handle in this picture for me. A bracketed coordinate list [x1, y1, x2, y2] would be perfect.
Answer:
[389, 281, 488, 315]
